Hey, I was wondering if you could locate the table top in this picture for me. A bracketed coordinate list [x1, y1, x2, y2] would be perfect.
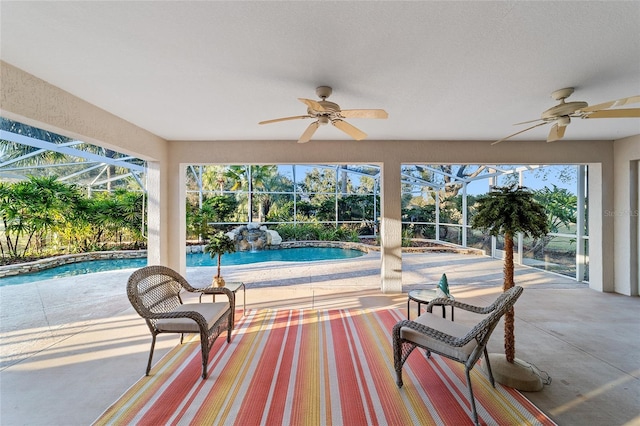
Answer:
[199, 281, 244, 293]
[408, 289, 454, 303]
[408, 289, 439, 302]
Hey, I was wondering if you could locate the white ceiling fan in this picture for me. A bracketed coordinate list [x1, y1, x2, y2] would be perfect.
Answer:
[493, 88, 640, 145]
[259, 86, 388, 143]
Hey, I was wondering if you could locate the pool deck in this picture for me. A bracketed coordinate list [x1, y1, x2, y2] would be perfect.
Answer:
[1, 251, 639, 425]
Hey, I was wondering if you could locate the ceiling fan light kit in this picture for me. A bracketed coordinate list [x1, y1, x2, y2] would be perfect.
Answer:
[259, 86, 388, 143]
[493, 88, 640, 145]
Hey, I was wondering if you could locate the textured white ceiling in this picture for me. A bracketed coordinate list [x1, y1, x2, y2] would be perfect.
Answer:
[1, 1, 639, 143]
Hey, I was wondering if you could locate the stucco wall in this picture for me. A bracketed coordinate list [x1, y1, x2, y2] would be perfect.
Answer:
[0, 61, 167, 161]
[613, 135, 640, 296]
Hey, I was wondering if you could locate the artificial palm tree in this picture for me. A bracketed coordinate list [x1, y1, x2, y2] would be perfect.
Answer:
[204, 231, 236, 287]
[471, 185, 548, 379]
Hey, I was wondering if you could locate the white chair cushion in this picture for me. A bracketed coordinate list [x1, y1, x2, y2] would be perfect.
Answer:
[401, 313, 478, 362]
[156, 302, 229, 332]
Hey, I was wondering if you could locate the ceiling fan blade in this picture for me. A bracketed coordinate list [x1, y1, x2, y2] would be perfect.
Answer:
[333, 119, 367, 140]
[581, 108, 640, 119]
[298, 121, 319, 143]
[513, 118, 544, 125]
[547, 122, 567, 142]
[339, 109, 389, 119]
[578, 95, 640, 113]
[259, 115, 310, 125]
[491, 121, 549, 145]
[298, 98, 326, 112]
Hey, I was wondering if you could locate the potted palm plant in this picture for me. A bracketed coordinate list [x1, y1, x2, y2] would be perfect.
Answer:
[471, 184, 549, 391]
[204, 231, 236, 287]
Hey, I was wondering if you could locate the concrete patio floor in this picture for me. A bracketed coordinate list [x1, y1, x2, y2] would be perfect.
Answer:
[1, 252, 639, 425]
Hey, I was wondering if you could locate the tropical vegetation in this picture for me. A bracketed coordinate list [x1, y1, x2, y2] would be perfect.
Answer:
[0, 176, 144, 262]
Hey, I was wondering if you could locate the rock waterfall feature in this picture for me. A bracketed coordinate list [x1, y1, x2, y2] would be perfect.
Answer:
[226, 223, 282, 251]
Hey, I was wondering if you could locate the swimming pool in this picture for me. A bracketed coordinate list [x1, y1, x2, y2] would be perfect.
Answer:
[0, 247, 365, 286]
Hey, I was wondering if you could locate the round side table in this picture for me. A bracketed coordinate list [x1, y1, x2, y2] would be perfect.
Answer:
[198, 281, 246, 327]
[407, 289, 454, 321]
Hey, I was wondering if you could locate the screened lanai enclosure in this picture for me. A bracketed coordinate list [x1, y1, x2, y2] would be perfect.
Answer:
[1, 119, 588, 281]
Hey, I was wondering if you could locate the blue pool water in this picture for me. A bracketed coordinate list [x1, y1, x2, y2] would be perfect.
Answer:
[0, 247, 365, 286]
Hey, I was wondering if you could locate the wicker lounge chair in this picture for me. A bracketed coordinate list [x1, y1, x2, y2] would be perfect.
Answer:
[393, 286, 523, 426]
[127, 265, 235, 379]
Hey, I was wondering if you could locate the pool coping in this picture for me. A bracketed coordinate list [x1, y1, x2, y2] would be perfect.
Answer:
[0, 250, 148, 278]
[0, 240, 483, 278]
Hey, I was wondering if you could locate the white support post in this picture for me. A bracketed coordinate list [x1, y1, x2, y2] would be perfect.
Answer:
[166, 162, 187, 275]
[380, 161, 403, 293]
[146, 161, 162, 266]
[588, 162, 614, 292]
[576, 165, 586, 282]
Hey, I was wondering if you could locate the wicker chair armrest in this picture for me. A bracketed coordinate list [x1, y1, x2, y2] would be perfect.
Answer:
[426, 297, 493, 315]
[198, 287, 235, 310]
[393, 319, 475, 347]
[177, 276, 233, 303]
[199, 286, 233, 297]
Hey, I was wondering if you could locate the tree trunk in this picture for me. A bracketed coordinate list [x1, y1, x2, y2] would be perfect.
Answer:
[216, 255, 222, 278]
[503, 232, 516, 363]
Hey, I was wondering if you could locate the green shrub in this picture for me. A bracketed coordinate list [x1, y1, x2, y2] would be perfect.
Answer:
[274, 223, 360, 242]
[401, 226, 414, 247]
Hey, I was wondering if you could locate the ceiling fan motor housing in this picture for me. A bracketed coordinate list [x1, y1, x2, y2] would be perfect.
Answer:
[541, 101, 588, 120]
[318, 100, 340, 113]
[307, 99, 341, 119]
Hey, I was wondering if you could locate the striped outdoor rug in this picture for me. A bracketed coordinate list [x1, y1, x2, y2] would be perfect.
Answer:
[95, 309, 555, 426]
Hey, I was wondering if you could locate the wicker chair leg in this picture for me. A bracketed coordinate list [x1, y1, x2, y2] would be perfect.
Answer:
[146, 334, 157, 376]
[227, 314, 232, 343]
[484, 347, 495, 387]
[200, 332, 209, 379]
[392, 326, 404, 388]
[394, 351, 404, 388]
[465, 368, 480, 426]
[394, 366, 404, 387]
